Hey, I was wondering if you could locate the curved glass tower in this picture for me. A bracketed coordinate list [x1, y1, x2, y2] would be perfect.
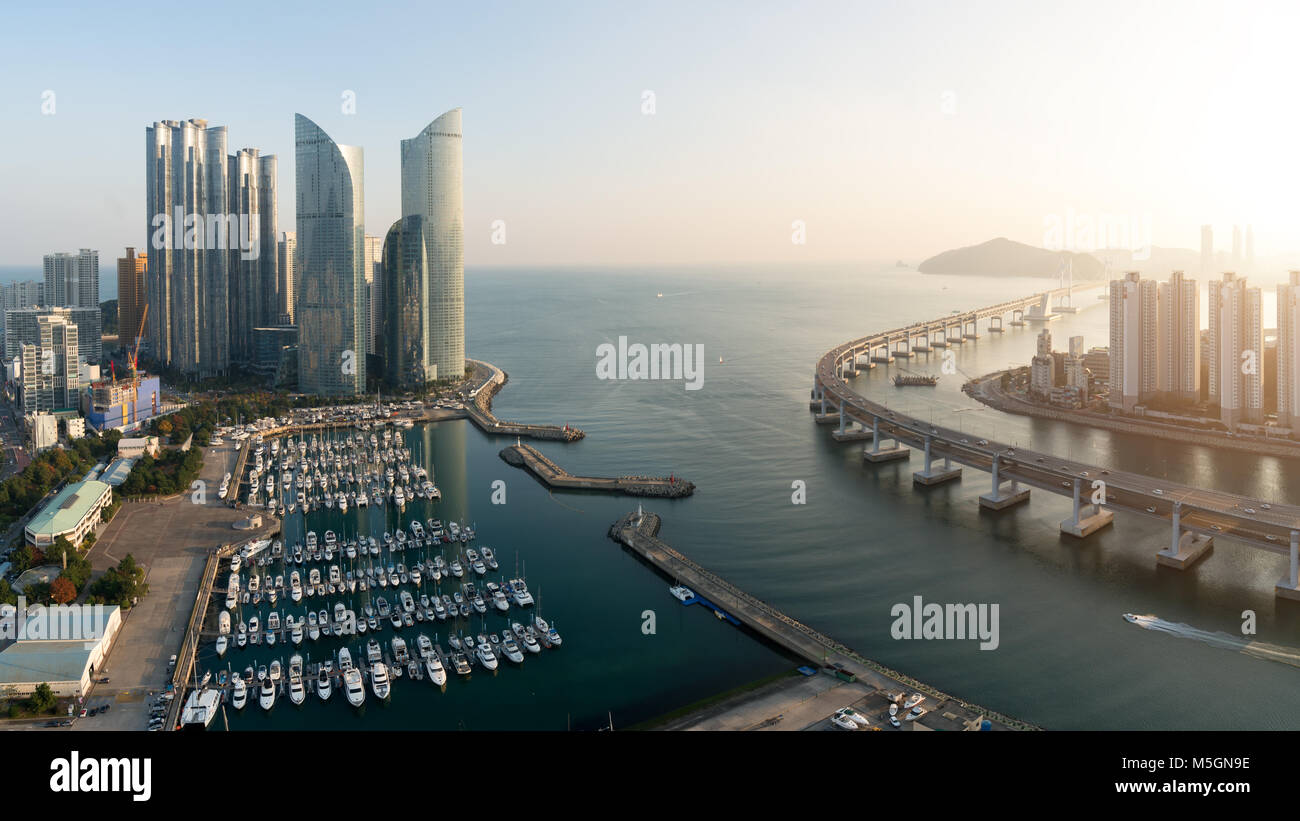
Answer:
[400, 109, 464, 380]
[381, 215, 432, 388]
[294, 114, 365, 395]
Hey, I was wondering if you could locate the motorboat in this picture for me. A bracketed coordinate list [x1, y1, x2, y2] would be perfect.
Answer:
[510, 579, 534, 606]
[903, 693, 924, 710]
[1123, 613, 1138, 624]
[426, 654, 447, 686]
[451, 654, 472, 676]
[669, 585, 696, 602]
[180, 688, 222, 729]
[317, 663, 333, 702]
[476, 640, 499, 671]
[840, 707, 870, 726]
[830, 710, 859, 731]
[905, 706, 926, 722]
[500, 635, 525, 663]
[288, 656, 306, 705]
[258, 677, 276, 711]
[370, 663, 391, 699]
[367, 639, 383, 664]
[290, 571, 303, 603]
[231, 676, 247, 710]
[269, 659, 282, 682]
[215, 635, 228, 656]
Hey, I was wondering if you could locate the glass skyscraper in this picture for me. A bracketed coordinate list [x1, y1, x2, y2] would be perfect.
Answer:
[380, 215, 432, 389]
[295, 114, 366, 396]
[400, 109, 464, 381]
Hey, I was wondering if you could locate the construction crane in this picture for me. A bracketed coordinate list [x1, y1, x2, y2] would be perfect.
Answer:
[129, 303, 148, 380]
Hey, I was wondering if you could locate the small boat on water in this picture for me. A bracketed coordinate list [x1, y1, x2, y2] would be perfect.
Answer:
[259, 677, 276, 711]
[231, 676, 247, 710]
[370, 662, 391, 699]
[669, 584, 696, 602]
[317, 662, 333, 702]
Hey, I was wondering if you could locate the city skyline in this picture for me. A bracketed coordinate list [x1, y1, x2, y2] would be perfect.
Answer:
[8, 2, 1300, 270]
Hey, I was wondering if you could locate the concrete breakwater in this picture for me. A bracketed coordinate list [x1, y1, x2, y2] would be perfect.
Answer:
[467, 360, 585, 442]
[500, 443, 695, 498]
[609, 511, 1036, 731]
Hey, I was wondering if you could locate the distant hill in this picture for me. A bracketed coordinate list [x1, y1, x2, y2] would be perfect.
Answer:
[918, 237, 1106, 280]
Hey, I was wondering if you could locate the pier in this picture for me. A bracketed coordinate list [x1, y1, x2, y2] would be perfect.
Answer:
[609, 511, 1035, 730]
[465, 360, 584, 442]
[501, 443, 694, 498]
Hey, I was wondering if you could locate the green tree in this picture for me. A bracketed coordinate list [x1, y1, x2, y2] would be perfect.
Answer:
[28, 683, 56, 714]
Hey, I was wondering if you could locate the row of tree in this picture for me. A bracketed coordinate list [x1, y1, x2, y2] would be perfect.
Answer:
[117, 447, 204, 498]
[0, 430, 122, 529]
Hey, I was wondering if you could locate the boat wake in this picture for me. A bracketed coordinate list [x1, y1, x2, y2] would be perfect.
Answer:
[1125, 613, 1300, 669]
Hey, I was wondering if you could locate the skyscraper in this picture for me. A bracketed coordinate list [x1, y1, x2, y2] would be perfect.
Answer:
[43, 249, 99, 311]
[1108, 271, 1156, 412]
[364, 234, 383, 356]
[5, 306, 100, 368]
[1030, 328, 1054, 397]
[227, 148, 279, 365]
[381, 216, 433, 389]
[295, 114, 366, 396]
[145, 118, 232, 377]
[1208, 272, 1263, 430]
[400, 109, 464, 381]
[1278, 271, 1300, 433]
[278, 231, 296, 324]
[1200, 225, 1213, 276]
[117, 247, 147, 353]
[17, 313, 78, 414]
[1157, 270, 1199, 402]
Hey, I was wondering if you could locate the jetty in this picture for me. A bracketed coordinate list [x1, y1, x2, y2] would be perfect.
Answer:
[465, 360, 585, 442]
[501, 443, 694, 498]
[608, 510, 1036, 730]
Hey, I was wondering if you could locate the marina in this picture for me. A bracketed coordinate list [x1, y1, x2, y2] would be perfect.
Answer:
[177, 419, 569, 728]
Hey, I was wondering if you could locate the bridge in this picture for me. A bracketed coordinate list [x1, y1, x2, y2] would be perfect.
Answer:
[811, 285, 1300, 600]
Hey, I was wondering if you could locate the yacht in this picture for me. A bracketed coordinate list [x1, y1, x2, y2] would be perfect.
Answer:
[317, 663, 333, 701]
[288, 656, 306, 706]
[669, 584, 696, 602]
[500, 635, 525, 664]
[392, 636, 410, 663]
[451, 654, 472, 676]
[258, 677, 276, 711]
[290, 571, 303, 603]
[370, 662, 391, 699]
[481, 546, 498, 570]
[290, 619, 304, 646]
[510, 579, 534, 606]
[400, 591, 415, 614]
[215, 635, 228, 657]
[840, 706, 870, 726]
[269, 659, 282, 682]
[450, 559, 464, 578]
[903, 693, 924, 710]
[476, 640, 499, 671]
[426, 654, 447, 686]
[231, 676, 248, 710]
[180, 688, 222, 729]
[830, 710, 859, 731]
[367, 639, 383, 664]
[416, 633, 433, 658]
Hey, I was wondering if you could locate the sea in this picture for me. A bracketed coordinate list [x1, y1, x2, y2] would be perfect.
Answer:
[189, 263, 1300, 730]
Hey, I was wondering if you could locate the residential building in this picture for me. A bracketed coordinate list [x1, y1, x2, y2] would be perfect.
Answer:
[1208, 272, 1263, 430]
[116, 247, 147, 351]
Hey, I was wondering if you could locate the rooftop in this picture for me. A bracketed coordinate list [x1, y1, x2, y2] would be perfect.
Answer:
[25, 480, 111, 539]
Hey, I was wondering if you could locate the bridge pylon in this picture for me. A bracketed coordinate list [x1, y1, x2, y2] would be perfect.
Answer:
[913, 435, 961, 485]
[1060, 476, 1113, 537]
[1156, 501, 1214, 569]
[979, 454, 1029, 510]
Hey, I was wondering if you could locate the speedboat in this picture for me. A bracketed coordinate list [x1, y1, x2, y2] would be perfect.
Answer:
[317, 663, 333, 701]
[370, 663, 391, 699]
[258, 677, 276, 711]
[1123, 613, 1138, 624]
[831, 710, 859, 731]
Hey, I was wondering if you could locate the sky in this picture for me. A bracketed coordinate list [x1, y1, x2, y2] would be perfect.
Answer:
[3, 0, 1300, 270]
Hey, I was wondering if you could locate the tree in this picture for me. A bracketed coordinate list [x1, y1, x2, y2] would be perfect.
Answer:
[28, 683, 56, 714]
[50, 576, 75, 604]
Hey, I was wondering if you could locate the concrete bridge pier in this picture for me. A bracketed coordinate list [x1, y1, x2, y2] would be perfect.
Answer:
[1010, 308, 1025, 327]
[913, 435, 961, 485]
[989, 315, 1005, 334]
[842, 357, 858, 377]
[930, 329, 949, 348]
[809, 381, 825, 410]
[946, 324, 964, 344]
[863, 416, 909, 463]
[893, 339, 911, 358]
[1275, 531, 1300, 600]
[979, 455, 1029, 510]
[870, 339, 895, 364]
[1156, 502, 1214, 569]
[911, 333, 932, 353]
[1060, 477, 1113, 537]
[854, 352, 876, 370]
[962, 317, 980, 340]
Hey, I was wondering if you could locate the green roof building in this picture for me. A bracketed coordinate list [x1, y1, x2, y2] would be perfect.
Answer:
[24, 479, 112, 547]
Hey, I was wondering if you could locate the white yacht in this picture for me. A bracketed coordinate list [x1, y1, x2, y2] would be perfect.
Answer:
[426, 654, 447, 686]
[290, 571, 303, 603]
[317, 664, 333, 702]
[903, 693, 924, 710]
[510, 579, 534, 606]
[476, 640, 499, 671]
[500, 635, 525, 664]
[180, 688, 222, 729]
[215, 635, 228, 657]
[370, 662, 391, 699]
[288, 656, 306, 706]
[231, 676, 247, 710]
[258, 677, 276, 710]
[669, 585, 696, 602]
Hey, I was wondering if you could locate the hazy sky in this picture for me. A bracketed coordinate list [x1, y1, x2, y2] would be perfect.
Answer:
[2, 0, 1299, 269]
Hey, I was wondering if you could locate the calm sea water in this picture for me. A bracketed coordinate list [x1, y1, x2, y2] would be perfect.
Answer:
[213, 263, 1300, 730]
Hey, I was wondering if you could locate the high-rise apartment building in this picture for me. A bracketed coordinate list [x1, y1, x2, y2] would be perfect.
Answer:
[117, 247, 147, 351]
[364, 234, 383, 355]
[380, 216, 433, 389]
[1208, 272, 1263, 430]
[1108, 271, 1157, 412]
[227, 148, 279, 365]
[1277, 271, 1300, 433]
[43, 249, 99, 310]
[295, 114, 366, 396]
[17, 313, 79, 414]
[1157, 270, 1200, 402]
[400, 109, 464, 381]
[278, 231, 296, 324]
[5, 306, 100, 368]
[1030, 328, 1055, 397]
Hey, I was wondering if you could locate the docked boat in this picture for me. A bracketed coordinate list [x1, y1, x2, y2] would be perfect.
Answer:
[500, 635, 525, 663]
[831, 710, 859, 731]
[370, 662, 391, 699]
[451, 654, 472, 676]
[258, 677, 276, 710]
[180, 688, 222, 729]
[510, 579, 534, 606]
[231, 676, 247, 709]
[269, 659, 282, 682]
[669, 585, 696, 602]
[288, 655, 306, 706]
[290, 571, 303, 603]
[317, 662, 333, 701]
[426, 654, 447, 685]
[476, 640, 499, 671]
[344, 668, 366, 707]
[215, 635, 228, 657]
